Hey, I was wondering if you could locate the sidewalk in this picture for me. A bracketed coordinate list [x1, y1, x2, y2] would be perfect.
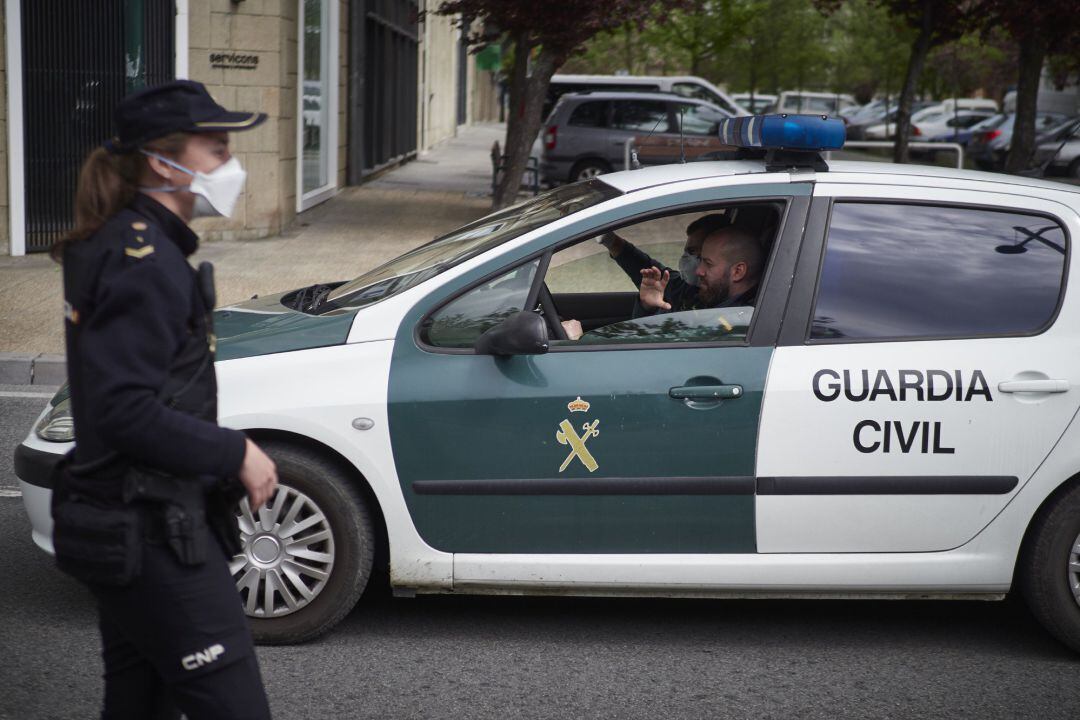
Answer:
[0, 124, 504, 382]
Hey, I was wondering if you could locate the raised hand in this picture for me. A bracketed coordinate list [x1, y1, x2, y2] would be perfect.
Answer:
[639, 266, 671, 311]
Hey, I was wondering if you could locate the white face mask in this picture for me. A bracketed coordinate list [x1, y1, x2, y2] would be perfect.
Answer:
[678, 251, 700, 286]
[141, 152, 247, 218]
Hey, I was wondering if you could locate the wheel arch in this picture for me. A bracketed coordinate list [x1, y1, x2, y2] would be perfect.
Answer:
[1014, 470, 1080, 586]
[243, 427, 391, 593]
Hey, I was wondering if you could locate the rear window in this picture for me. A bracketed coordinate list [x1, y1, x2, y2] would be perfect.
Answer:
[810, 202, 1067, 341]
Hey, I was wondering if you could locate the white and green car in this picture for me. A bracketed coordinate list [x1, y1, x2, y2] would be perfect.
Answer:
[17, 118, 1080, 652]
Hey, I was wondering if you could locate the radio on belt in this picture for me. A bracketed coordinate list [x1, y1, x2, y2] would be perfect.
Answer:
[715, 114, 846, 171]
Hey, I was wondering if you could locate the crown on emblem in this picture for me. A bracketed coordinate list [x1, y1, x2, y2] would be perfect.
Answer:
[567, 396, 590, 413]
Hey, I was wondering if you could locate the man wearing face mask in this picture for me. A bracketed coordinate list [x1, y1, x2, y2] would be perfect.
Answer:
[600, 213, 730, 315]
[50, 80, 275, 719]
[638, 225, 763, 314]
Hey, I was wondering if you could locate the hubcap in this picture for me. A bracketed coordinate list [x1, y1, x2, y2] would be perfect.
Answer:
[229, 485, 335, 619]
[577, 166, 604, 180]
[1070, 531, 1080, 608]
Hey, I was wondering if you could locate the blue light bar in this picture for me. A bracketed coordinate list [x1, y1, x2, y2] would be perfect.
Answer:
[717, 114, 846, 151]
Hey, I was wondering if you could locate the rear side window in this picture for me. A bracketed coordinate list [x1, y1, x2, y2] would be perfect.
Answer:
[568, 101, 608, 128]
[611, 100, 670, 133]
[811, 202, 1067, 341]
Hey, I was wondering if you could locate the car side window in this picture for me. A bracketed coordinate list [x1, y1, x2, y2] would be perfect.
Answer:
[422, 261, 540, 349]
[544, 203, 783, 347]
[568, 101, 608, 128]
[611, 100, 670, 133]
[810, 202, 1067, 341]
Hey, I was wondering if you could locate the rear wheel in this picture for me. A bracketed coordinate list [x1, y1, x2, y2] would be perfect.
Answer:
[570, 159, 611, 182]
[1020, 482, 1080, 653]
[231, 443, 375, 645]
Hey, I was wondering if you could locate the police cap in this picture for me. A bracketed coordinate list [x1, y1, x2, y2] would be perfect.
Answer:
[110, 80, 267, 152]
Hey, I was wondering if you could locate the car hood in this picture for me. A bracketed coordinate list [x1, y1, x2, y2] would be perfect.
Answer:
[214, 291, 357, 361]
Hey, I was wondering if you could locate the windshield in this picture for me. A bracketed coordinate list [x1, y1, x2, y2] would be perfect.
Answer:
[322, 180, 621, 311]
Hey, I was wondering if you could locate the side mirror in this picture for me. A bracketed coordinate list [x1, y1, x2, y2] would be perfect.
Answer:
[474, 311, 550, 356]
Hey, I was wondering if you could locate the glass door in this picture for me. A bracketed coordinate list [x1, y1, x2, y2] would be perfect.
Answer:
[298, 0, 338, 210]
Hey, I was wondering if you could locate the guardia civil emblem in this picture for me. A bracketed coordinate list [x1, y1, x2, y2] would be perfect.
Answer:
[556, 397, 600, 473]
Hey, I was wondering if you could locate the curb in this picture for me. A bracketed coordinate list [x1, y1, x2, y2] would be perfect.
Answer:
[0, 353, 66, 386]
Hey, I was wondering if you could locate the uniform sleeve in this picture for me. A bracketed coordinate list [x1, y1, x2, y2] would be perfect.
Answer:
[613, 241, 671, 289]
[80, 257, 247, 478]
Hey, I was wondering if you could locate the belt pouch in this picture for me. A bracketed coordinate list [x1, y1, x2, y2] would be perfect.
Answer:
[52, 495, 141, 587]
[125, 468, 208, 566]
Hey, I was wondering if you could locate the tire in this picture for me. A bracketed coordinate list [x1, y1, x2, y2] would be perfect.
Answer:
[569, 159, 612, 183]
[232, 443, 375, 645]
[1020, 482, 1080, 653]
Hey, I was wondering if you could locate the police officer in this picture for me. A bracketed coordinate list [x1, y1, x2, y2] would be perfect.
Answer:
[50, 80, 277, 719]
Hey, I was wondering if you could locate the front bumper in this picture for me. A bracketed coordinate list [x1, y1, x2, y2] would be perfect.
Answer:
[14, 442, 66, 555]
[14, 443, 60, 490]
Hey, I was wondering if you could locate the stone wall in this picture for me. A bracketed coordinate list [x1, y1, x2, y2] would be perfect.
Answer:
[189, 0, 297, 240]
[419, 11, 461, 152]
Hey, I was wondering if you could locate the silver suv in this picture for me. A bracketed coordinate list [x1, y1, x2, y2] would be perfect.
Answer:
[539, 91, 731, 186]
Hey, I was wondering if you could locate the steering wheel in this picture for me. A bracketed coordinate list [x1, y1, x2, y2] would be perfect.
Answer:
[538, 283, 569, 341]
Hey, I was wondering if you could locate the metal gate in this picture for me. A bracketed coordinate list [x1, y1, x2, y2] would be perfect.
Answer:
[348, 0, 419, 181]
[20, 0, 174, 253]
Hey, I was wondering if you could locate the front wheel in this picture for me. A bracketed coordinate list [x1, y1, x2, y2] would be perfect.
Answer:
[1020, 482, 1080, 653]
[230, 443, 375, 645]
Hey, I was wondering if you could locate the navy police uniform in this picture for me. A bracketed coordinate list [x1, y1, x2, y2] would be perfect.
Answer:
[54, 81, 271, 720]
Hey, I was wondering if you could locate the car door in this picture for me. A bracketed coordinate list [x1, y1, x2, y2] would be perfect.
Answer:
[387, 185, 810, 555]
[756, 184, 1080, 552]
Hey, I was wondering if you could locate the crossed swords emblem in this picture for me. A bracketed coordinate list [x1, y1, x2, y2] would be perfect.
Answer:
[556, 418, 600, 473]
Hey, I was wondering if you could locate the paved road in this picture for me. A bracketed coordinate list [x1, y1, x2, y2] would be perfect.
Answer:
[2, 394, 1079, 719]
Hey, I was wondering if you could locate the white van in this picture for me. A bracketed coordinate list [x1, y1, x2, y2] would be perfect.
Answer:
[546, 74, 749, 119]
[775, 91, 858, 117]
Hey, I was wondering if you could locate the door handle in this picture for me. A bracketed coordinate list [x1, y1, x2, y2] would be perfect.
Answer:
[669, 384, 743, 400]
[998, 379, 1070, 394]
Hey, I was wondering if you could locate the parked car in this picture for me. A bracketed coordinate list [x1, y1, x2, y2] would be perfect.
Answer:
[773, 91, 858, 117]
[732, 93, 777, 114]
[1033, 118, 1080, 178]
[539, 91, 731, 185]
[970, 112, 1070, 170]
[545, 74, 748, 121]
[927, 113, 1008, 147]
[861, 105, 960, 140]
[17, 116, 1080, 654]
[846, 101, 937, 140]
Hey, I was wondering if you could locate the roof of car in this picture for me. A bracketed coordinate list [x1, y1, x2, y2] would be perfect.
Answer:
[598, 158, 1080, 196]
[556, 91, 719, 105]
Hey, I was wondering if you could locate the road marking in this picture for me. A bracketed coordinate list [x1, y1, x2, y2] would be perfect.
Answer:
[0, 390, 54, 399]
[0, 488, 23, 498]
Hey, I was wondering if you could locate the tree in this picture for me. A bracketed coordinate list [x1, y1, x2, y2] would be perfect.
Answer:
[979, 1, 1080, 173]
[437, 1, 688, 209]
[821, 0, 974, 163]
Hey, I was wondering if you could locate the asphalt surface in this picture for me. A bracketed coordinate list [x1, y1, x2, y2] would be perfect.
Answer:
[2, 394, 1080, 719]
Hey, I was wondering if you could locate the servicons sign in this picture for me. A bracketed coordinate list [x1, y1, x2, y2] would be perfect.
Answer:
[556, 397, 600, 472]
[813, 369, 993, 455]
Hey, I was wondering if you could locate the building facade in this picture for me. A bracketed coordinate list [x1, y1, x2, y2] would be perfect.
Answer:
[1, 0, 501, 256]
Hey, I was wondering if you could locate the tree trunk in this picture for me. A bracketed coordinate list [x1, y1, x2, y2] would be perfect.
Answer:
[494, 39, 557, 210]
[893, 8, 933, 164]
[1005, 32, 1047, 174]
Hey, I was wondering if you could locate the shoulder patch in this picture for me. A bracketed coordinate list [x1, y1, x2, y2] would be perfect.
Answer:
[131, 221, 148, 231]
[125, 245, 155, 259]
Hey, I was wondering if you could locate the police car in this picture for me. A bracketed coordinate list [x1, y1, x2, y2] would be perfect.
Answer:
[16, 115, 1080, 651]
